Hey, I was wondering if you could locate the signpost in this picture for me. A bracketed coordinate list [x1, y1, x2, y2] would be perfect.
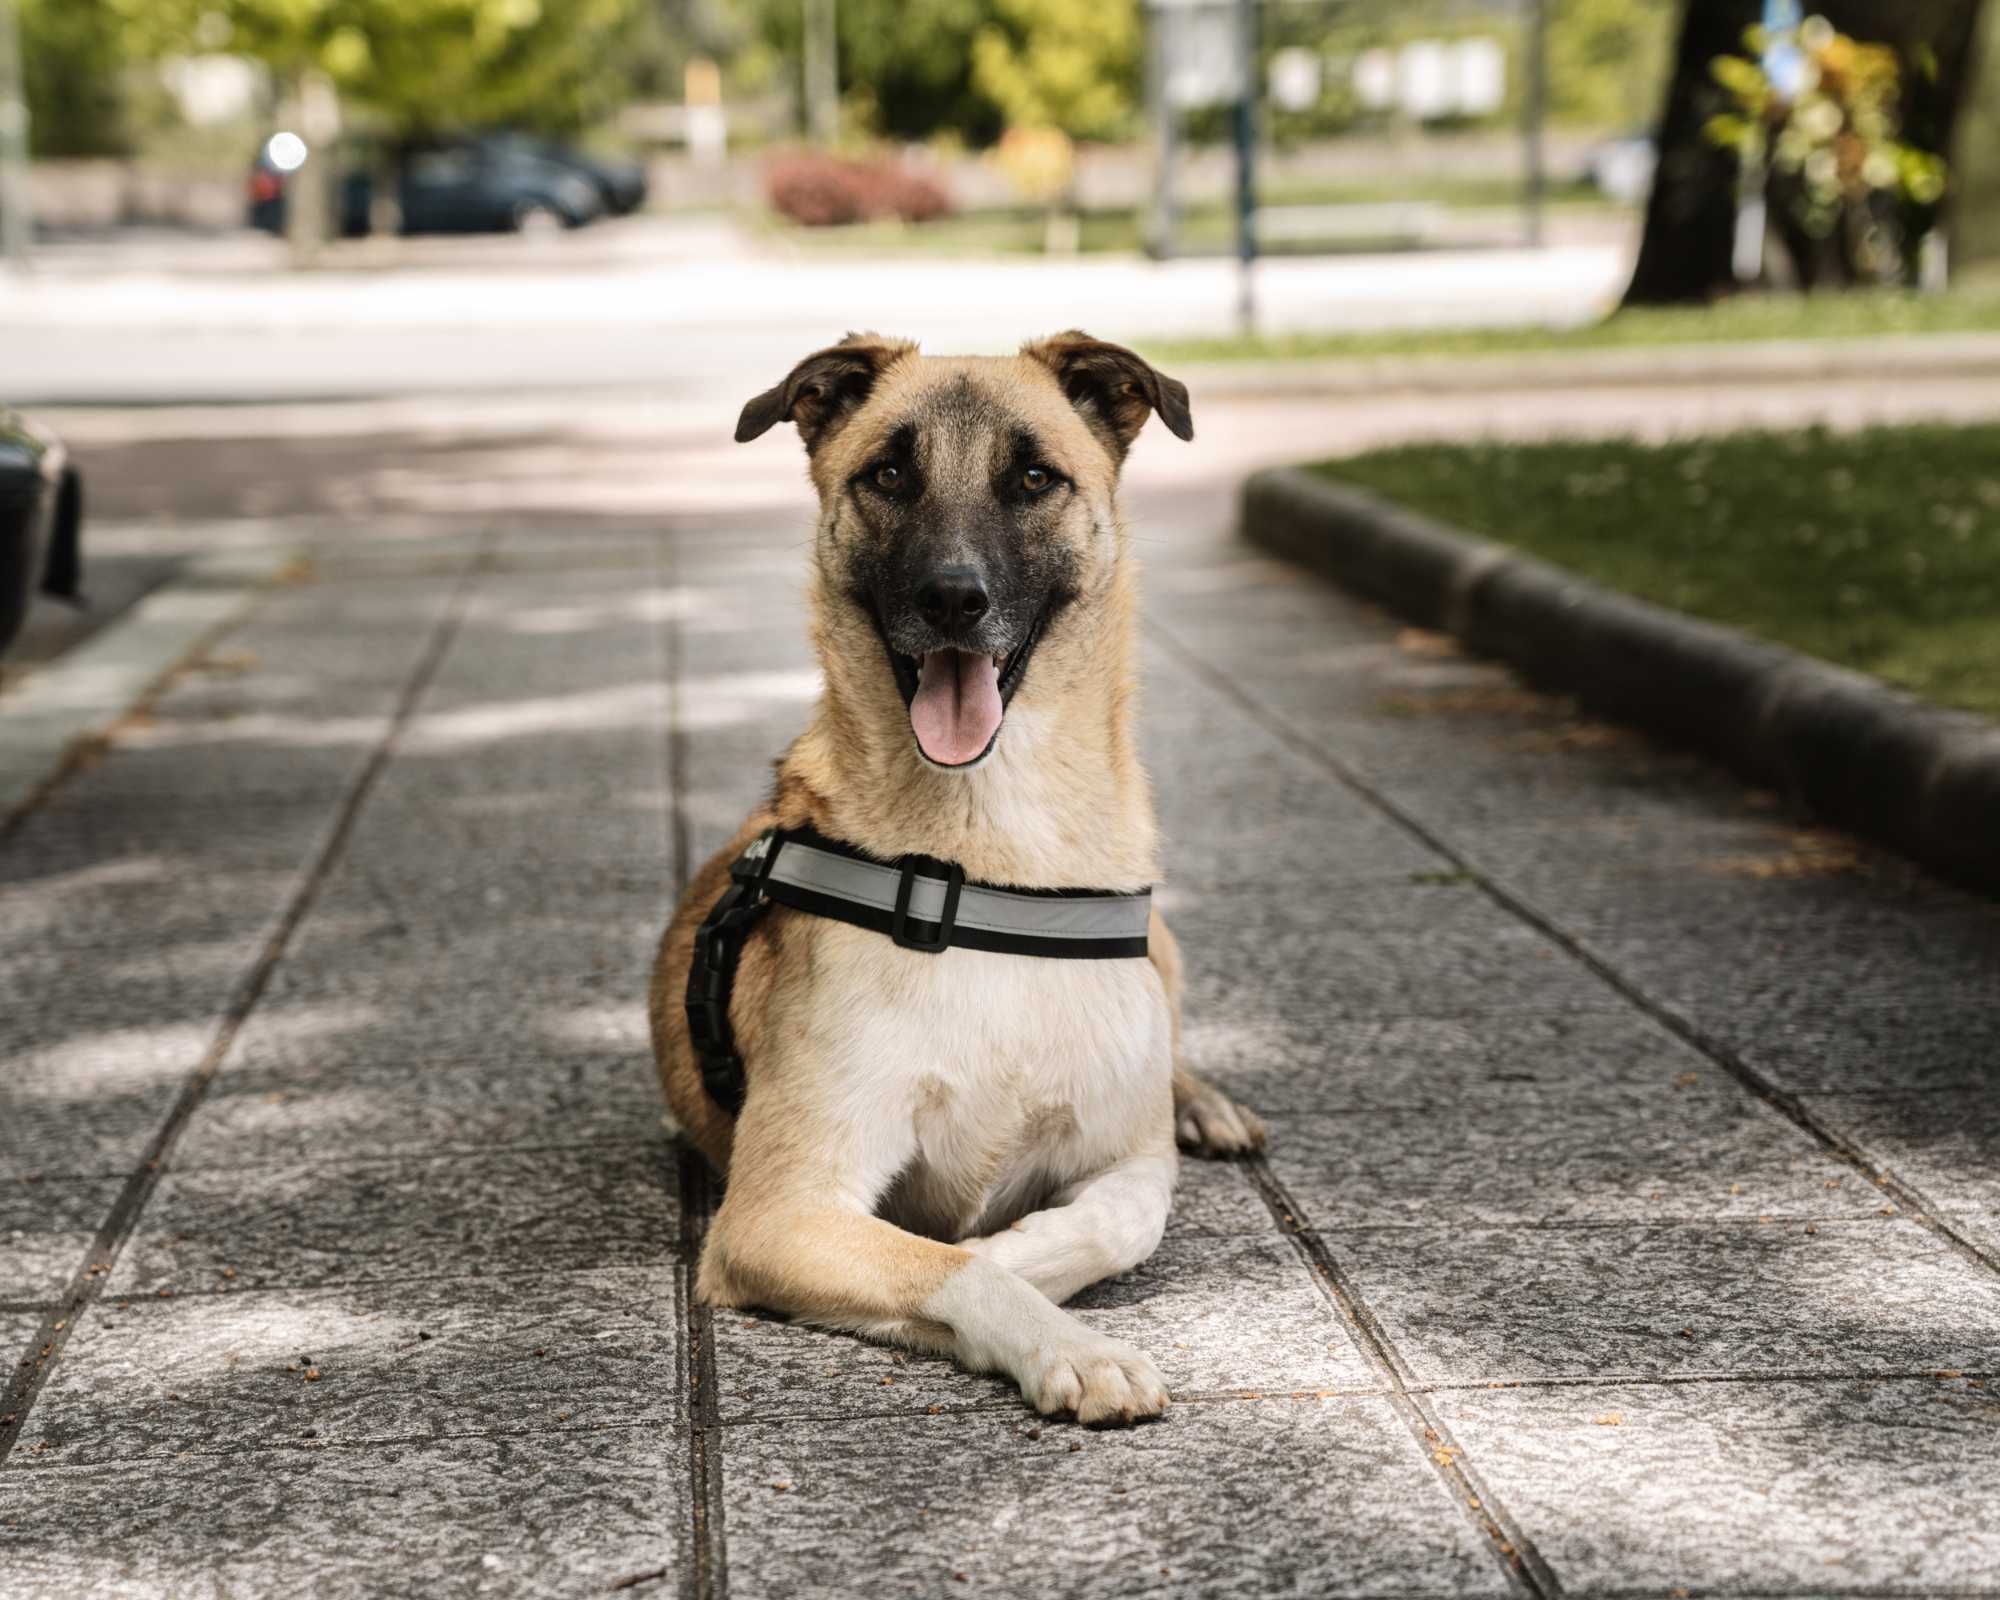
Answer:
[1146, 0, 1259, 331]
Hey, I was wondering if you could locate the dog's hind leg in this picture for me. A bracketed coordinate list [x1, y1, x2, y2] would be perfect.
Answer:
[700, 1087, 1168, 1425]
[960, 1152, 1174, 1305]
[1151, 909, 1268, 1156]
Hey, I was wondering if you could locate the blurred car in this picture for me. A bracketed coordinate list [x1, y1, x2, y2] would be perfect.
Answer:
[1588, 132, 1658, 207]
[0, 412, 83, 657]
[479, 132, 648, 215]
[248, 132, 605, 237]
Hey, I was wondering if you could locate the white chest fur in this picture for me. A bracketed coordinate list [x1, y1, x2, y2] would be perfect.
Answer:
[780, 921, 1175, 1242]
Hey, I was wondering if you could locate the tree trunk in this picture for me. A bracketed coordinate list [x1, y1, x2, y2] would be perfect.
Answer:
[1623, 0, 1991, 306]
[1623, 1, 1761, 306]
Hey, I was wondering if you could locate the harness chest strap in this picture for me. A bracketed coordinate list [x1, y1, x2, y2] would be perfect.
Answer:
[683, 826, 1153, 1114]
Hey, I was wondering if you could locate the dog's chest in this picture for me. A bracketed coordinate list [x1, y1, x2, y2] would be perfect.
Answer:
[805, 933, 1172, 1240]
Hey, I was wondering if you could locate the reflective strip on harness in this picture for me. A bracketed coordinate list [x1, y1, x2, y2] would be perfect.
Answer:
[764, 840, 1153, 945]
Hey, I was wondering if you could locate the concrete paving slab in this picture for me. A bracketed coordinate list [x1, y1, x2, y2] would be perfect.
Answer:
[105, 1144, 680, 1296]
[1803, 1090, 2000, 1240]
[174, 1043, 663, 1172]
[0, 551, 298, 822]
[1264, 1089, 1862, 1229]
[1439, 1377, 2000, 1593]
[1332, 1217, 2000, 1384]
[0, 1427, 684, 1598]
[20, 1266, 680, 1466]
[1170, 879, 1613, 1023]
[713, 1230, 1373, 1425]
[719, 1396, 1510, 1600]
[1164, 1156, 1279, 1239]
[1737, 1005, 2000, 1096]
[0, 1177, 121, 1306]
[1180, 1009, 1717, 1118]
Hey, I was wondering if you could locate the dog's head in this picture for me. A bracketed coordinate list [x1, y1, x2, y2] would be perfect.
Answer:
[736, 331, 1192, 770]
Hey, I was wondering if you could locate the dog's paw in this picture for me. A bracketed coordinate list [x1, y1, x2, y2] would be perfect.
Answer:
[1174, 1076, 1267, 1158]
[1023, 1334, 1168, 1426]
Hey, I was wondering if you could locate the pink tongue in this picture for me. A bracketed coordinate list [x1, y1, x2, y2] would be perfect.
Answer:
[910, 650, 1003, 766]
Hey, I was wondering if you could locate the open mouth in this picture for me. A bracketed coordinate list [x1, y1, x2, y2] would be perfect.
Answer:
[879, 609, 1047, 769]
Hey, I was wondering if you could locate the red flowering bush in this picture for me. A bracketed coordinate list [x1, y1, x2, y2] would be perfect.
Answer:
[765, 150, 952, 227]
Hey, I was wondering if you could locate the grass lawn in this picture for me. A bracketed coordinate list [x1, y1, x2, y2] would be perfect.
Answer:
[1150, 276, 2000, 365]
[1311, 423, 2000, 718]
[755, 177, 1613, 259]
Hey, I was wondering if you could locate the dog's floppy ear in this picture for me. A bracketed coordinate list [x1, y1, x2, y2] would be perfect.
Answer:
[1021, 331, 1193, 457]
[735, 332, 917, 451]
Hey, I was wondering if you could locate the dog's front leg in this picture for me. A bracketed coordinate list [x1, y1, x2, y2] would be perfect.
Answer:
[960, 1152, 1174, 1304]
[698, 1096, 1168, 1424]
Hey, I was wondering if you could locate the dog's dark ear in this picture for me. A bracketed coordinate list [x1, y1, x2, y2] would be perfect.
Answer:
[1021, 331, 1193, 457]
[735, 333, 917, 451]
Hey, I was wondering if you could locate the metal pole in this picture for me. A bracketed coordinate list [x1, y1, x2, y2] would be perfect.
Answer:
[803, 0, 839, 144]
[0, 0, 31, 269]
[1231, 0, 1258, 333]
[1147, 3, 1178, 260]
[1522, 0, 1548, 248]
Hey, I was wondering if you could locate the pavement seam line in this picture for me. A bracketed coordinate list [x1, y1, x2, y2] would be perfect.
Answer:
[1144, 614, 2000, 1281]
[1242, 1156, 1562, 1598]
[663, 534, 729, 1600]
[0, 547, 487, 1469]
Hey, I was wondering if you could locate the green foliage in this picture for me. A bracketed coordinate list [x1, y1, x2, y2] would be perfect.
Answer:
[1543, 0, 1678, 128]
[969, 0, 1139, 141]
[1702, 15, 1946, 279]
[1314, 424, 2000, 717]
[20, 0, 132, 157]
[109, 0, 647, 136]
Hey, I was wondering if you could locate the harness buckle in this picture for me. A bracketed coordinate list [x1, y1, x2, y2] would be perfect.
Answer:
[890, 857, 964, 953]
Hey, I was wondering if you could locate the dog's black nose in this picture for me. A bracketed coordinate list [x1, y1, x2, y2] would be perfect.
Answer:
[916, 566, 989, 630]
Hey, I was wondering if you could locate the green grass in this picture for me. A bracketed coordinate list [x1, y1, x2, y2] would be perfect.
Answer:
[1310, 423, 2000, 718]
[754, 177, 1613, 260]
[1149, 277, 2000, 365]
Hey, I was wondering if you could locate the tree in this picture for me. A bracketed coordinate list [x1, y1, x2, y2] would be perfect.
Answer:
[969, 0, 1140, 144]
[20, 0, 131, 157]
[1625, 0, 1991, 304]
[111, 0, 646, 138]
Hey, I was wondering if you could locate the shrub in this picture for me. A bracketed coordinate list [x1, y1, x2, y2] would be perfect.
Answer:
[764, 150, 952, 227]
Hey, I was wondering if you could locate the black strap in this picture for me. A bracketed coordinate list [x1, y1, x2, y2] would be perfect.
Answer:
[682, 835, 776, 1116]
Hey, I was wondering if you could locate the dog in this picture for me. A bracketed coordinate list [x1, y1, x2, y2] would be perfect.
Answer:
[649, 331, 1265, 1425]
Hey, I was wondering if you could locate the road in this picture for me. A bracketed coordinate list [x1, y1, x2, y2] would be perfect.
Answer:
[3, 219, 1628, 405]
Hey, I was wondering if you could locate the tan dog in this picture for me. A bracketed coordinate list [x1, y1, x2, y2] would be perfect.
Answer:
[649, 332, 1265, 1424]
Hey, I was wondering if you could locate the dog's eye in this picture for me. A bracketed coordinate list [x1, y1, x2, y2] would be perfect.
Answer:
[1022, 466, 1053, 494]
[873, 463, 903, 493]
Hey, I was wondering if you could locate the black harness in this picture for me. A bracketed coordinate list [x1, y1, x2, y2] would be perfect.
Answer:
[683, 825, 1153, 1114]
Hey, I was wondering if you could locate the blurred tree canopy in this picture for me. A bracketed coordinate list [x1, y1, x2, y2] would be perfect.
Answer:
[20, 0, 133, 157]
[970, 0, 1140, 142]
[107, 0, 647, 136]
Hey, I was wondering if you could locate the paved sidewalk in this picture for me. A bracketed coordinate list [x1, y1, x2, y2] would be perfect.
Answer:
[4, 472, 2000, 1597]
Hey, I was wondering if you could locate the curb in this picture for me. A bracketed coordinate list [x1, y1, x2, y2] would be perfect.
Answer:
[0, 547, 299, 827]
[1241, 465, 2000, 895]
[1182, 331, 2000, 399]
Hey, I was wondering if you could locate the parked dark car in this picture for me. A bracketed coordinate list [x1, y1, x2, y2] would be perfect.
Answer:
[480, 132, 648, 215]
[249, 132, 604, 237]
[0, 412, 83, 657]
